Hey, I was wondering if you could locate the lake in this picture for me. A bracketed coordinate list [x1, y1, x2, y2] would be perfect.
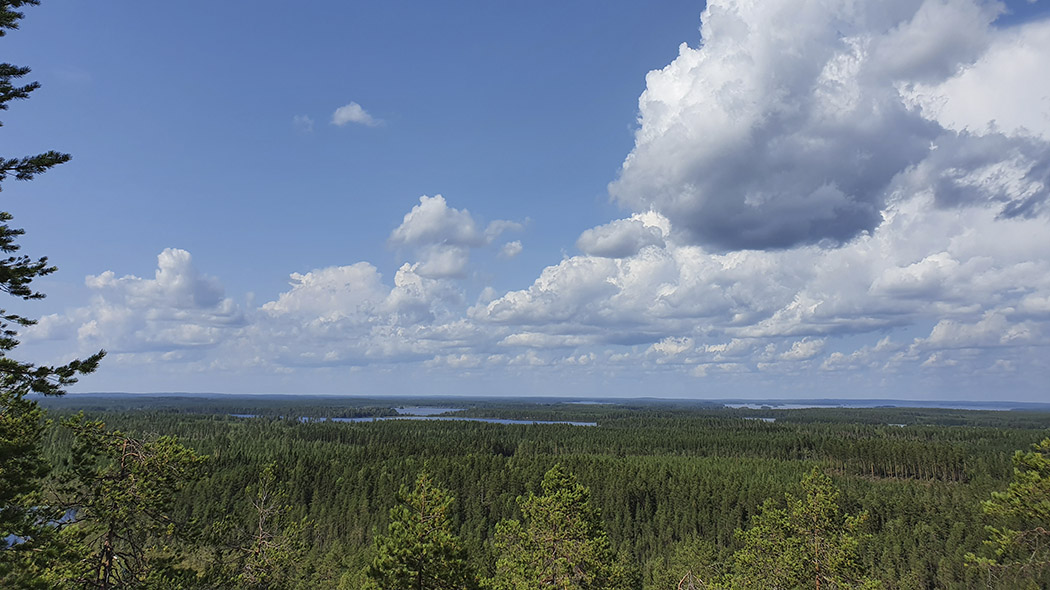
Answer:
[228, 412, 597, 427]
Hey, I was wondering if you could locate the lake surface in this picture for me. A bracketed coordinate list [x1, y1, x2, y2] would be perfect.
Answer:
[727, 403, 839, 410]
[330, 416, 597, 427]
[228, 413, 596, 427]
[393, 406, 461, 415]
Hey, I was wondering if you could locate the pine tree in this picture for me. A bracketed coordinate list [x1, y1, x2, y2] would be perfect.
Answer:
[966, 438, 1050, 588]
[1, 0, 104, 581]
[231, 462, 307, 589]
[725, 468, 880, 590]
[491, 464, 627, 590]
[51, 414, 205, 589]
[367, 471, 479, 590]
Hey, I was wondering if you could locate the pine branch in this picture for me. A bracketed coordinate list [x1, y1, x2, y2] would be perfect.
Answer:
[0, 151, 72, 187]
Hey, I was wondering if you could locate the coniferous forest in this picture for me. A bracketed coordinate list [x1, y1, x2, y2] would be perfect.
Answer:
[4, 395, 1048, 589]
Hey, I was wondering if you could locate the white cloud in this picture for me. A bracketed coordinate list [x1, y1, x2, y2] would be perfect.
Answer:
[649, 336, 694, 356]
[499, 332, 594, 349]
[499, 240, 523, 258]
[473, 182, 1050, 383]
[902, 19, 1050, 139]
[778, 338, 825, 361]
[389, 195, 520, 278]
[253, 260, 477, 367]
[390, 195, 486, 247]
[608, 0, 1047, 251]
[331, 101, 381, 127]
[22, 313, 77, 342]
[576, 213, 666, 258]
[261, 262, 388, 322]
[69, 248, 243, 353]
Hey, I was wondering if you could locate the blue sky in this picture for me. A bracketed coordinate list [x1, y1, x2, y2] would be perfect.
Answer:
[6, 0, 1050, 400]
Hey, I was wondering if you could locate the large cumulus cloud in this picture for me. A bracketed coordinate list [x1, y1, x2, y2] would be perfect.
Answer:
[608, 0, 1048, 251]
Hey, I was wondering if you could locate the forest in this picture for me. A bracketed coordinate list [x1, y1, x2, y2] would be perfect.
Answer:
[1, 395, 1047, 589]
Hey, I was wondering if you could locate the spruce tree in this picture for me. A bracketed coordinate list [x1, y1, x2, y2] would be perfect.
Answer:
[0, 0, 104, 579]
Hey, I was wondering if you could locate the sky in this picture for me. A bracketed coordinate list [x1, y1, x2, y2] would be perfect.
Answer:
[5, 0, 1050, 400]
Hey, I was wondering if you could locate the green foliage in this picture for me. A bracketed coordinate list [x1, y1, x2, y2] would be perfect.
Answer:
[367, 471, 479, 590]
[491, 464, 629, 590]
[724, 468, 881, 590]
[50, 414, 206, 589]
[0, 2, 103, 585]
[30, 400, 1050, 590]
[966, 437, 1050, 588]
[642, 538, 725, 590]
[207, 461, 308, 589]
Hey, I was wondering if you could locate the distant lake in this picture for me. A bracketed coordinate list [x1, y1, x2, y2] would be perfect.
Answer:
[727, 403, 839, 410]
[228, 412, 596, 427]
[393, 406, 461, 416]
[724, 401, 1026, 411]
[330, 416, 597, 427]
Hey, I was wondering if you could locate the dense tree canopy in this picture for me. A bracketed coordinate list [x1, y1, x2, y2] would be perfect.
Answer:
[17, 397, 1050, 590]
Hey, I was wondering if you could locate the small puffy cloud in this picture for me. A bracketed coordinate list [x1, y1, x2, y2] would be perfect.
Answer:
[331, 101, 381, 127]
[576, 213, 667, 258]
[778, 338, 825, 361]
[870, 252, 960, 299]
[499, 240, 523, 258]
[648, 336, 694, 356]
[263, 262, 464, 329]
[389, 195, 520, 278]
[391, 195, 487, 248]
